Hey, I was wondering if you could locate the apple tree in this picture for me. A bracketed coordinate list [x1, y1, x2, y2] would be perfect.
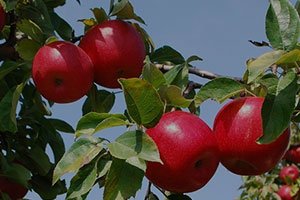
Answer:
[1, 0, 300, 199]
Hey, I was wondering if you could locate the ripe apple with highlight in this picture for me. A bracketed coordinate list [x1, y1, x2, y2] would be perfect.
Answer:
[32, 41, 94, 103]
[145, 111, 219, 193]
[79, 20, 146, 88]
[213, 97, 290, 175]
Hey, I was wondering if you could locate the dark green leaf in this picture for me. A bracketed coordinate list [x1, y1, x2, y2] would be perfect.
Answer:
[91, 8, 109, 24]
[5, 0, 18, 11]
[119, 78, 164, 128]
[159, 85, 192, 108]
[0, 61, 25, 81]
[266, 0, 300, 50]
[97, 154, 112, 178]
[3, 163, 31, 187]
[110, 0, 129, 15]
[16, 0, 54, 36]
[247, 50, 284, 83]
[150, 46, 185, 64]
[66, 159, 98, 199]
[142, 56, 166, 89]
[195, 78, 245, 105]
[17, 19, 45, 44]
[53, 137, 104, 184]
[16, 38, 41, 61]
[259, 71, 298, 143]
[186, 55, 203, 63]
[49, 11, 74, 41]
[296, 0, 300, 15]
[0, 83, 24, 133]
[48, 118, 75, 133]
[167, 194, 192, 200]
[31, 175, 67, 200]
[75, 112, 127, 137]
[108, 130, 161, 163]
[82, 87, 115, 115]
[103, 158, 144, 200]
[27, 145, 51, 176]
[43, 0, 66, 8]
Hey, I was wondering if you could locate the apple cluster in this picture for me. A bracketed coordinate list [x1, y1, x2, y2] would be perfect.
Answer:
[145, 97, 290, 194]
[32, 20, 146, 103]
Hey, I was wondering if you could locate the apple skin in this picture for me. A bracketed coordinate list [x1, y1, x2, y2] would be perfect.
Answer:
[277, 185, 295, 200]
[145, 111, 219, 193]
[284, 145, 300, 163]
[0, 5, 5, 32]
[32, 41, 94, 103]
[280, 165, 299, 184]
[79, 20, 146, 88]
[213, 97, 290, 175]
[0, 177, 28, 200]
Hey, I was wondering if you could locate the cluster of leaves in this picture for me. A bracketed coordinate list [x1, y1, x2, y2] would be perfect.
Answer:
[2, 0, 300, 199]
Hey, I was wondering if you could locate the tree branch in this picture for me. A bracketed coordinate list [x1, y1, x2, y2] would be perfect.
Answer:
[155, 63, 244, 83]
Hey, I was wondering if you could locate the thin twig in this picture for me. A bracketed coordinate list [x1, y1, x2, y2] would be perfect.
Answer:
[183, 81, 202, 98]
[144, 181, 152, 200]
[155, 63, 243, 83]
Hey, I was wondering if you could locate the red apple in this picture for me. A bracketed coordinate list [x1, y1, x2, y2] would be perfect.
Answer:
[280, 165, 299, 184]
[32, 41, 94, 103]
[0, 176, 28, 200]
[284, 145, 300, 163]
[79, 20, 146, 88]
[277, 185, 295, 200]
[0, 5, 5, 32]
[145, 111, 219, 193]
[213, 97, 290, 175]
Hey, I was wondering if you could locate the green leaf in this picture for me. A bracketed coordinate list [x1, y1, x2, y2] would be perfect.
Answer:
[4, 0, 17, 11]
[97, 154, 112, 178]
[258, 73, 279, 95]
[266, 0, 300, 50]
[43, 0, 66, 8]
[195, 78, 245, 105]
[53, 137, 104, 184]
[49, 11, 74, 41]
[276, 49, 300, 65]
[75, 112, 127, 137]
[48, 118, 75, 133]
[125, 157, 146, 171]
[296, 0, 300, 15]
[113, 1, 145, 24]
[110, 0, 129, 15]
[142, 56, 166, 89]
[119, 78, 164, 128]
[27, 145, 51, 176]
[158, 85, 192, 108]
[186, 55, 203, 63]
[91, 8, 109, 24]
[16, 0, 54, 36]
[82, 87, 115, 115]
[17, 19, 45, 44]
[164, 64, 189, 89]
[103, 158, 144, 200]
[150, 46, 185, 64]
[66, 159, 98, 199]
[0, 83, 24, 133]
[259, 71, 298, 144]
[247, 50, 284, 83]
[132, 23, 155, 54]
[16, 38, 41, 61]
[108, 130, 161, 164]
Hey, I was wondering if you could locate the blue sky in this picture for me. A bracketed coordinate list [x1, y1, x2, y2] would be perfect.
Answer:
[26, 0, 276, 199]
